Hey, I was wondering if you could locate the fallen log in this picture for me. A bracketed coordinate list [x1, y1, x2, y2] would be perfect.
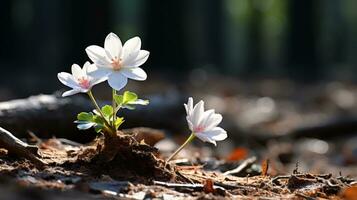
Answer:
[2, 93, 357, 145]
[0, 94, 93, 141]
[0, 93, 185, 142]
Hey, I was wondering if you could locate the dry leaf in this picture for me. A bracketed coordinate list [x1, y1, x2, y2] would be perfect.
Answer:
[261, 159, 269, 176]
[40, 138, 64, 150]
[341, 186, 357, 200]
[226, 147, 248, 161]
[203, 178, 215, 194]
[176, 165, 203, 171]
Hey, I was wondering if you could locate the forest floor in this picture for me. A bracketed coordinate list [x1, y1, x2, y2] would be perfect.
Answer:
[0, 132, 356, 200]
[1, 78, 357, 199]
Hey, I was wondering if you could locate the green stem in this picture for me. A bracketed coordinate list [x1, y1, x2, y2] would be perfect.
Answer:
[112, 89, 116, 128]
[87, 91, 113, 133]
[166, 133, 196, 163]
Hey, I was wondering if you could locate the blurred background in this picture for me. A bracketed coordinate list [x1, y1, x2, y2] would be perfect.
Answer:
[1, 0, 357, 98]
[1, 0, 357, 176]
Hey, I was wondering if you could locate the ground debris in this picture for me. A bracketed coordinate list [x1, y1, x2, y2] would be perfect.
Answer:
[222, 156, 257, 176]
[0, 133, 355, 199]
[87, 180, 132, 195]
[341, 186, 357, 200]
[0, 154, 355, 199]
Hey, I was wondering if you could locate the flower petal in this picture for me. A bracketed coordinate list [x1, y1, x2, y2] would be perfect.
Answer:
[91, 76, 108, 86]
[57, 72, 79, 89]
[79, 88, 91, 93]
[121, 67, 147, 81]
[71, 64, 84, 80]
[108, 72, 128, 91]
[184, 97, 194, 116]
[85, 62, 96, 74]
[82, 61, 92, 73]
[188, 97, 193, 109]
[104, 32, 122, 59]
[121, 37, 141, 66]
[195, 132, 217, 146]
[184, 104, 189, 115]
[186, 117, 194, 132]
[199, 109, 215, 127]
[87, 65, 112, 79]
[191, 100, 204, 127]
[125, 50, 149, 68]
[204, 113, 223, 130]
[85, 45, 111, 68]
[203, 127, 227, 141]
[62, 89, 80, 97]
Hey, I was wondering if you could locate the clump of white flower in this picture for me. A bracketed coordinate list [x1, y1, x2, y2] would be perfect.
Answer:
[57, 62, 106, 97]
[86, 33, 149, 91]
[57, 33, 149, 134]
[166, 98, 227, 162]
[57, 33, 227, 162]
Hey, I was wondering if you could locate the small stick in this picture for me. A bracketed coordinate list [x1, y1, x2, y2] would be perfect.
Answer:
[27, 131, 42, 144]
[270, 175, 291, 186]
[223, 156, 257, 176]
[0, 127, 46, 168]
[153, 181, 226, 191]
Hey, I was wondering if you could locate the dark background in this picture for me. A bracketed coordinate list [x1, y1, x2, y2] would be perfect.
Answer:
[1, 0, 357, 99]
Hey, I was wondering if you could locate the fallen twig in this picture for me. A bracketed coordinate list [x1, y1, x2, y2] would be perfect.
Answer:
[270, 175, 291, 186]
[153, 180, 226, 191]
[223, 156, 257, 176]
[27, 131, 42, 144]
[0, 127, 46, 168]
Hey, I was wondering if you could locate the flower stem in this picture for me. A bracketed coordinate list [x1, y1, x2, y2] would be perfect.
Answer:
[87, 91, 113, 133]
[112, 89, 116, 128]
[166, 133, 196, 163]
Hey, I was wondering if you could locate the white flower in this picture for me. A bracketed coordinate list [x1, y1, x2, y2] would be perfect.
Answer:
[85, 32, 149, 91]
[184, 97, 227, 146]
[57, 62, 106, 97]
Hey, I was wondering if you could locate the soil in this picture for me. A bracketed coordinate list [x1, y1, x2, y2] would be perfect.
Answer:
[0, 130, 355, 200]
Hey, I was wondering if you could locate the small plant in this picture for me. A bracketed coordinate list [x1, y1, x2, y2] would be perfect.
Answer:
[57, 32, 228, 164]
[57, 33, 149, 135]
[166, 97, 227, 162]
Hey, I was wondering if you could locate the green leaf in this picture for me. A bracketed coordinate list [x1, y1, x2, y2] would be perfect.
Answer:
[114, 94, 124, 105]
[122, 104, 136, 110]
[115, 117, 124, 129]
[77, 112, 93, 121]
[123, 91, 138, 104]
[127, 99, 149, 105]
[93, 115, 105, 125]
[74, 112, 109, 133]
[101, 105, 113, 117]
[94, 125, 104, 133]
[77, 122, 95, 130]
[114, 91, 149, 111]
